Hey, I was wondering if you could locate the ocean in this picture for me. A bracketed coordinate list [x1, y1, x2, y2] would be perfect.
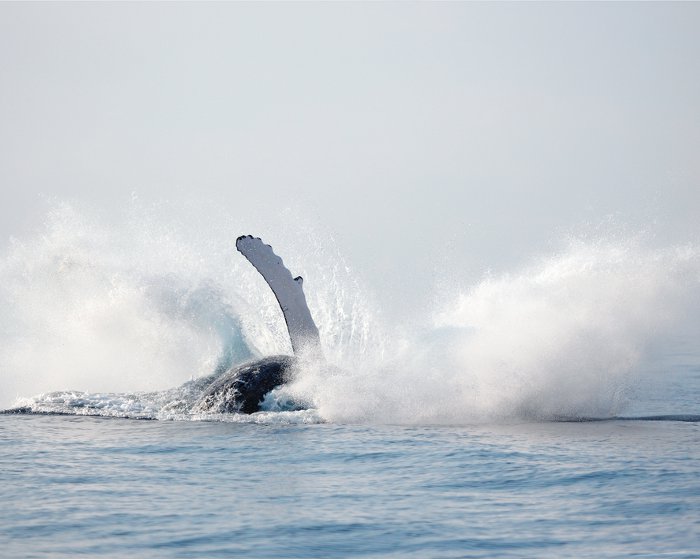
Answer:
[1, 396, 699, 557]
[1, 205, 699, 557]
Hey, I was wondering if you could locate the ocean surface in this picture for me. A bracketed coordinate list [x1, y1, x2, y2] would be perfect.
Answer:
[2, 359, 699, 558]
[1, 207, 700, 557]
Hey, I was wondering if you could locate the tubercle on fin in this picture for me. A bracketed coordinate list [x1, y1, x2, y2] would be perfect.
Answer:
[235, 234, 323, 361]
[236, 235, 284, 267]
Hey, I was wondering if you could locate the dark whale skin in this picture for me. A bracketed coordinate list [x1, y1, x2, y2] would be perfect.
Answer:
[193, 355, 296, 414]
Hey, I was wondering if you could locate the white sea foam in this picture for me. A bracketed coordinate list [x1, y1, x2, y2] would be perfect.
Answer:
[296, 238, 700, 423]
[2, 202, 698, 423]
[0, 203, 252, 404]
[0, 201, 378, 416]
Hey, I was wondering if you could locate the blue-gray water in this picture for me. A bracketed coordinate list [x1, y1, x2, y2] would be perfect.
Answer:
[2, 391, 699, 558]
[2, 328, 700, 558]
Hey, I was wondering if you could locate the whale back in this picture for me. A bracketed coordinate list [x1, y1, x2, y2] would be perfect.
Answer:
[193, 355, 295, 414]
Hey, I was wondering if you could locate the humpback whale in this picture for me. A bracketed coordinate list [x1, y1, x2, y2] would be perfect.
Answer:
[0, 235, 321, 417]
[191, 235, 323, 414]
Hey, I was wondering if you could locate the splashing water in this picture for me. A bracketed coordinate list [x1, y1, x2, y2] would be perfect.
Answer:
[284, 238, 700, 424]
[0, 201, 381, 418]
[1, 202, 698, 423]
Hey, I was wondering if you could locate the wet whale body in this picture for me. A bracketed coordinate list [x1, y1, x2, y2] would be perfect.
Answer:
[191, 235, 323, 414]
[193, 354, 295, 414]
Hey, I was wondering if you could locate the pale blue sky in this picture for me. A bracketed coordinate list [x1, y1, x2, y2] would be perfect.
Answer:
[1, 2, 698, 313]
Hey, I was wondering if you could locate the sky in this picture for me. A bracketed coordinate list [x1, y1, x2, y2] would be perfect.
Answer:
[1, 2, 699, 317]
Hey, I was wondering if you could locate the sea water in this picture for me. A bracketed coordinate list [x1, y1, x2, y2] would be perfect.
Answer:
[1, 203, 699, 557]
[1, 401, 699, 557]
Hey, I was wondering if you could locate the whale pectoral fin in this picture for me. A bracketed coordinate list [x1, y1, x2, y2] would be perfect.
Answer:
[236, 235, 323, 360]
